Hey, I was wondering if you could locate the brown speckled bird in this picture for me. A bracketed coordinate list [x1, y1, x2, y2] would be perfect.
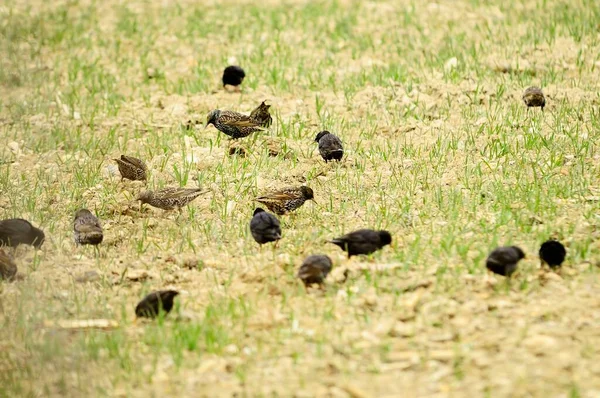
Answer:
[113, 155, 147, 181]
[256, 186, 314, 215]
[74, 209, 103, 246]
[522, 86, 545, 111]
[206, 110, 264, 139]
[0, 218, 45, 248]
[137, 187, 205, 211]
[0, 249, 17, 281]
[315, 131, 344, 162]
[329, 229, 392, 258]
[297, 254, 332, 287]
[486, 246, 525, 277]
[249, 101, 273, 128]
[135, 290, 179, 318]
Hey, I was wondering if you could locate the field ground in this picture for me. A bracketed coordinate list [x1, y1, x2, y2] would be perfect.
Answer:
[2, 0, 600, 396]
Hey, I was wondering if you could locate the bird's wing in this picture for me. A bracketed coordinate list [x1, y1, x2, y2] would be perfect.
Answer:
[75, 223, 102, 233]
[121, 155, 147, 170]
[220, 111, 264, 128]
[161, 188, 202, 199]
[257, 191, 295, 201]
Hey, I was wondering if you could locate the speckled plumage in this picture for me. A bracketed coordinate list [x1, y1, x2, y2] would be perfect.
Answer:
[206, 109, 264, 139]
[329, 229, 392, 258]
[486, 246, 525, 277]
[135, 290, 179, 318]
[297, 254, 332, 286]
[539, 240, 566, 269]
[256, 186, 314, 215]
[137, 187, 205, 210]
[249, 101, 273, 128]
[0, 218, 45, 248]
[0, 249, 17, 281]
[113, 155, 147, 181]
[250, 208, 281, 245]
[74, 209, 103, 246]
[314, 131, 343, 162]
[222, 65, 245, 87]
[522, 86, 545, 110]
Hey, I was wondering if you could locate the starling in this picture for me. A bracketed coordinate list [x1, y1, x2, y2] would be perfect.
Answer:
[539, 240, 566, 269]
[113, 155, 147, 181]
[256, 186, 315, 215]
[249, 208, 281, 246]
[73, 209, 103, 246]
[485, 246, 525, 277]
[222, 65, 245, 88]
[329, 229, 392, 258]
[135, 290, 179, 319]
[137, 187, 205, 211]
[297, 254, 333, 287]
[314, 131, 344, 162]
[0, 249, 17, 281]
[206, 110, 264, 139]
[249, 100, 273, 128]
[522, 86, 545, 110]
[0, 218, 45, 248]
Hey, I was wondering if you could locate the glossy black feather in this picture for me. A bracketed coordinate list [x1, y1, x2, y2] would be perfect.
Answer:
[329, 229, 392, 258]
[315, 131, 343, 162]
[222, 65, 245, 87]
[135, 290, 179, 318]
[539, 240, 566, 268]
[485, 246, 525, 277]
[0, 218, 45, 248]
[250, 208, 282, 245]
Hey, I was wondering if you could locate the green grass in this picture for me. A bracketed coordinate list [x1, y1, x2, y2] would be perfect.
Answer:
[2, 0, 600, 396]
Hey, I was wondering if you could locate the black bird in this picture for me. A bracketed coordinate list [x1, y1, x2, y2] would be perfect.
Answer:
[522, 86, 545, 111]
[314, 131, 344, 162]
[222, 65, 245, 88]
[539, 240, 566, 269]
[0, 218, 45, 248]
[297, 254, 333, 287]
[135, 290, 180, 318]
[0, 249, 17, 281]
[73, 209, 103, 246]
[249, 208, 282, 246]
[485, 246, 525, 277]
[329, 229, 392, 258]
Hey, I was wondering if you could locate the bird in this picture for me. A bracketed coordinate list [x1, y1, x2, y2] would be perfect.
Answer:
[329, 229, 392, 258]
[297, 254, 333, 287]
[137, 187, 205, 211]
[249, 100, 273, 127]
[73, 209, 103, 246]
[0, 218, 45, 248]
[113, 155, 147, 181]
[0, 249, 17, 281]
[206, 110, 264, 139]
[539, 240, 566, 269]
[222, 65, 245, 88]
[135, 290, 180, 319]
[256, 186, 315, 215]
[485, 246, 525, 277]
[522, 86, 545, 111]
[314, 131, 344, 162]
[249, 208, 281, 247]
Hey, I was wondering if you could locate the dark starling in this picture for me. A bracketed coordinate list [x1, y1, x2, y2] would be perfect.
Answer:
[485, 246, 525, 277]
[0, 218, 45, 248]
[329, 229, 392, 258]
[206, 110, 264, 139]
[0, 249, 17, 281]
[249, 100, 273, 127]
[73, 209, 103, 246]
[249, 208, 282, 246]
[522, 86, 545, 110]
[314, 131, 344, 162]
[137, 187, 205, 211]
[222, 65, 246, 88]
[256, 186, 315, 215]
[135, 290, 179, 318]
[539, 240, 566, 269]
[297, 254, 332, 286]
[113, 155, 147, 181]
